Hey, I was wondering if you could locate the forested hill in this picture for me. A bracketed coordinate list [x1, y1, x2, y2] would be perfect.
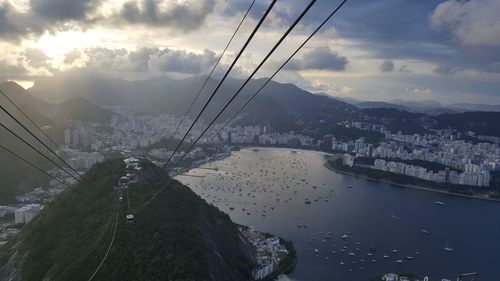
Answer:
[0, 160, 256, 281]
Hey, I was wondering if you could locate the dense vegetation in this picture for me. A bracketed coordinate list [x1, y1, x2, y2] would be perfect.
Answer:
[0, 160, 255, 281]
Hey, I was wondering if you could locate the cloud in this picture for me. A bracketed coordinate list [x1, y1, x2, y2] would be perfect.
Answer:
[433, 65, 463, 75]
[398, 65, 412, 73]
[286, 46, 348, 71]
[118, 0, 216, 31]
[406, 87, 432, 96]
[79, 47, 217, 75]
[311, 80, 354, 95]
[0, 60, 28, 81]
[0, 2, 30, 41]
[378, 60, 395, 72]
[0, 0, 217, 42]
[23, 48, 52, 69]
[63, 49, 83, 64]
[149, 48, 217, 74]
[29, 0, 102, 22]
[430, 0, 500, 47]
[490, 62, 500, 73]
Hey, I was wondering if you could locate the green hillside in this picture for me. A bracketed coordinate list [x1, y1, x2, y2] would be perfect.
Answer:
[0, 160, 256, 281]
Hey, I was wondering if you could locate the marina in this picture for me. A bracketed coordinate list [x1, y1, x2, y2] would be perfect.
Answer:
[176, 147, 500, 280]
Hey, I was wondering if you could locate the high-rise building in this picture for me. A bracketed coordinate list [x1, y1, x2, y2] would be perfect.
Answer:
[80, 129, 90, 147]
[64, 129, 71, 145]
[72, 129, 80, 147]
[354, 138, 365, 153]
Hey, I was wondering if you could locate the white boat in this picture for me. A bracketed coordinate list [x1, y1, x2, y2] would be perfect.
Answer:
[443, 240, 454, 252]
[420, 229, 430, 235]
[434, 201, 445, 206]
[314, 249, 319, 254]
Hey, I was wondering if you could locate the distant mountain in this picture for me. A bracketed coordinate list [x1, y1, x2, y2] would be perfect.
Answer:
[25, 75, 500, 137]
[1, 81, 113, 124]
[0, 160, 257, 281]
[388, 99, 500, 114]
[355, 101, 410, 111]
[360, 108, 430, 135]
[448, 103, 500, 113]
[431, 111, 500, 137]
[28, 75, 358, 132]
[54, 97, 113, 123]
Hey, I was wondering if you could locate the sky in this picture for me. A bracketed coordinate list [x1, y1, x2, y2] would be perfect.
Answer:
[0, 0, 499, 104]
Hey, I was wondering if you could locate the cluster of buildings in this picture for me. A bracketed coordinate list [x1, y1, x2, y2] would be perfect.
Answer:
[240, 226, 290, 280]
[64, 127, 96, 149]
[72, 109, 321, 154]
[215, 126, 315, 148]
[63, 149, 104, 170]
[14, 204, 42, 224]
[335, 131, 500, 187]
[117, 157, 141, 189]
[371, 159, 490, 187]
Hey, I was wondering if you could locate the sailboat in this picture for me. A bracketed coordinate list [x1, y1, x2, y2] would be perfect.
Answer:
[443, 240, 454, 252]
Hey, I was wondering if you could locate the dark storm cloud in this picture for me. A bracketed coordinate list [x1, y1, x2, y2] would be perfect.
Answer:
[0, 0, 217, 42]
[29, 0, 101, 21]
[286, 46, 348, 71]
[315, 0, 500, 74]
[0, 2, 29, 41]
[119, 0, 216, 31]
[379, 60, 394, 73]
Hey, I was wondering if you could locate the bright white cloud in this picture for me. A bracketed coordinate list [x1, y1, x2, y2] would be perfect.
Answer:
[406, 87, 432, 96]
[430, 0, 500, 47]
[311, 79, 354, 95]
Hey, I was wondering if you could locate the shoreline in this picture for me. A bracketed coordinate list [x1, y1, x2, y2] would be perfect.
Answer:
[323, 160, 500, 203]
[179, 145, 500, 203]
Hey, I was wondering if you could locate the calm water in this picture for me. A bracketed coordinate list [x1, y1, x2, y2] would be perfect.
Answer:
[176, 148, 500, 281]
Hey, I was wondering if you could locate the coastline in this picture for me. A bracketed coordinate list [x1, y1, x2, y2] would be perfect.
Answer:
[179, 145, 500, 203]
[323, 160, 500, 203]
